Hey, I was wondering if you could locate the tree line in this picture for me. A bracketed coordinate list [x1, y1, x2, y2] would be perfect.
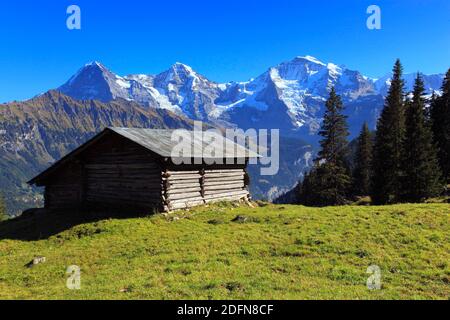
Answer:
[298, 60, 449, 206]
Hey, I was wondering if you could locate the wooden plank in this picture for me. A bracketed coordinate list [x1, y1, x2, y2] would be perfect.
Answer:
[204, 180, 243, 187]
[85, 171, 160, 176]
[169, 200, 205, 210]
[86, 187, 161, 195]
[86, 194, 161, 203]
[204, 183, 244, 190]
[167, 187, 202, 194]
[86, 185, 161, 193]
[85, 169, 160, 174]
[86, 167, 160, 173]
[86, 198, 160, 206]
[87, 180, 162, 186]
[87, 173, 161, 179]
[168, 192, 203, 201]
[204, 169, 244, 174]
[203, 190, 248, 200]
[167, 182, 201, 190]
[169, 194, 248, 210]
[169, 197, 204, 205]
[165, 174, 202, 181]
[166, 170, 201, 175]
[87, 186, 162, 194]
[86, 177, 161, 183]
[86, 175, 161, 179]
[204, 189, 245, 196]
[86, 184, 162, 190]
[86, 181, 162, 187]
[168, 191, 248, 207]
[85, 163, 159, 170]
[203, 177, 244, 184]
[204, 172, 244, 178]
[86, 192, 162, 201]
[204, 195, 247, 204]
[167, 184, 202, 191]
[86, 156, 156, 162]
[165, 179, 202, 185]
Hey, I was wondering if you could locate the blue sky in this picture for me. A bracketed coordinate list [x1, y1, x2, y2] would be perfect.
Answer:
[0, 0, 449, 102]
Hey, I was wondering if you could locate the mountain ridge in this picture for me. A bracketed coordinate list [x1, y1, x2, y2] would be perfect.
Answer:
[56, 56, 445, 138]
[1, 56, 447, 214]
[0, 91, 195, 214]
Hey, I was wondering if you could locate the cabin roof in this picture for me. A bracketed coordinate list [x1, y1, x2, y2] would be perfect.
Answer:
[29, 127, 260, 186]
[108, 127, 260, 159]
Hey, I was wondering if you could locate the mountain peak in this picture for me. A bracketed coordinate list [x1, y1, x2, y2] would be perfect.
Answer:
[58, 61, 121, 102]
[81, 61, 111, 73]
[85, 60, 103, 67]
[69, 61, 113, 80]
[154, 62, 203, 86]
[294, 55, 326, 66]
[170, 62, 196, 75]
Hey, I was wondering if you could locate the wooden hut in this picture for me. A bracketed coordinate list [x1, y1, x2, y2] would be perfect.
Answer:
[29, 127, 259, 212]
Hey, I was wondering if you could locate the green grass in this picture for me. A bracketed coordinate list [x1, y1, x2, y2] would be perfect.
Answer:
[0, 202, 449, 300]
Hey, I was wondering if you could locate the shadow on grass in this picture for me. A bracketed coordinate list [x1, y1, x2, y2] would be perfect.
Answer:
[0, 208, 154, 241]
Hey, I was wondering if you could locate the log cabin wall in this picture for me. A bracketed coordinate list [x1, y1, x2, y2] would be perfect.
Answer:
[163, 163, 250, 211]
[32, 128, 256, 213]
[203, 168, 249, 204]
[44, 161, 83, 210]
[163, 169, 203, 210]
[80, 134, 163, 212]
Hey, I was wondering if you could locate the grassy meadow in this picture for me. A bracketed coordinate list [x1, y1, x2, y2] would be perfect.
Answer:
[0, 202, 448, 300]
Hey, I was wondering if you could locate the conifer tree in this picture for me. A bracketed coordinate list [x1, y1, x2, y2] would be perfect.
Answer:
[402, 74, 443, 201]
[371, 60, 406, 204]
[299, 87, 351, 206]
[353, 122, 373, 196]
[298, 170, 315, 206]
[426, 92, 436, 122]
[430, 69, 450, 183]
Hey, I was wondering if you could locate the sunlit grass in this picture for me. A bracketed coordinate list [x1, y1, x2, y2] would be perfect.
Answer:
[0, 202, 448, 300]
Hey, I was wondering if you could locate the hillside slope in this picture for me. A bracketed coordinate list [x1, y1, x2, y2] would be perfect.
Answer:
[0, 91, 314, 215]
[0, 203, 448, 300]
[0, 91, 194, 214]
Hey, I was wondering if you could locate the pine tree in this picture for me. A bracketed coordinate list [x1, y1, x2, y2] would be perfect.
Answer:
[353, 122, 373, 196]
[317, 87, 350, 166]
[299, 87, 351, 206]
[402, 74, 443, 202]
[371, 59, 406, 204]
[426, 92, 436, 122]
[430, 69, 450, 183]
[298, 170, 314, 206]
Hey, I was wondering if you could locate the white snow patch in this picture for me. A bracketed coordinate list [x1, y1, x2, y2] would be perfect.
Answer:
[115, 77, 131, 89]
[297, 55, 326, 66]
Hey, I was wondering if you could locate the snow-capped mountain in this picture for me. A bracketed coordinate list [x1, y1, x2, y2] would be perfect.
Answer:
[374, 72, 445, 96]
[148, 62, 222, 119]
[2, 56, 446, 213]
[58, 56, 445, 139]
[59, 61, 222, 120]
[216, 56, 381, 137]
[59, 62, 140, 103]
